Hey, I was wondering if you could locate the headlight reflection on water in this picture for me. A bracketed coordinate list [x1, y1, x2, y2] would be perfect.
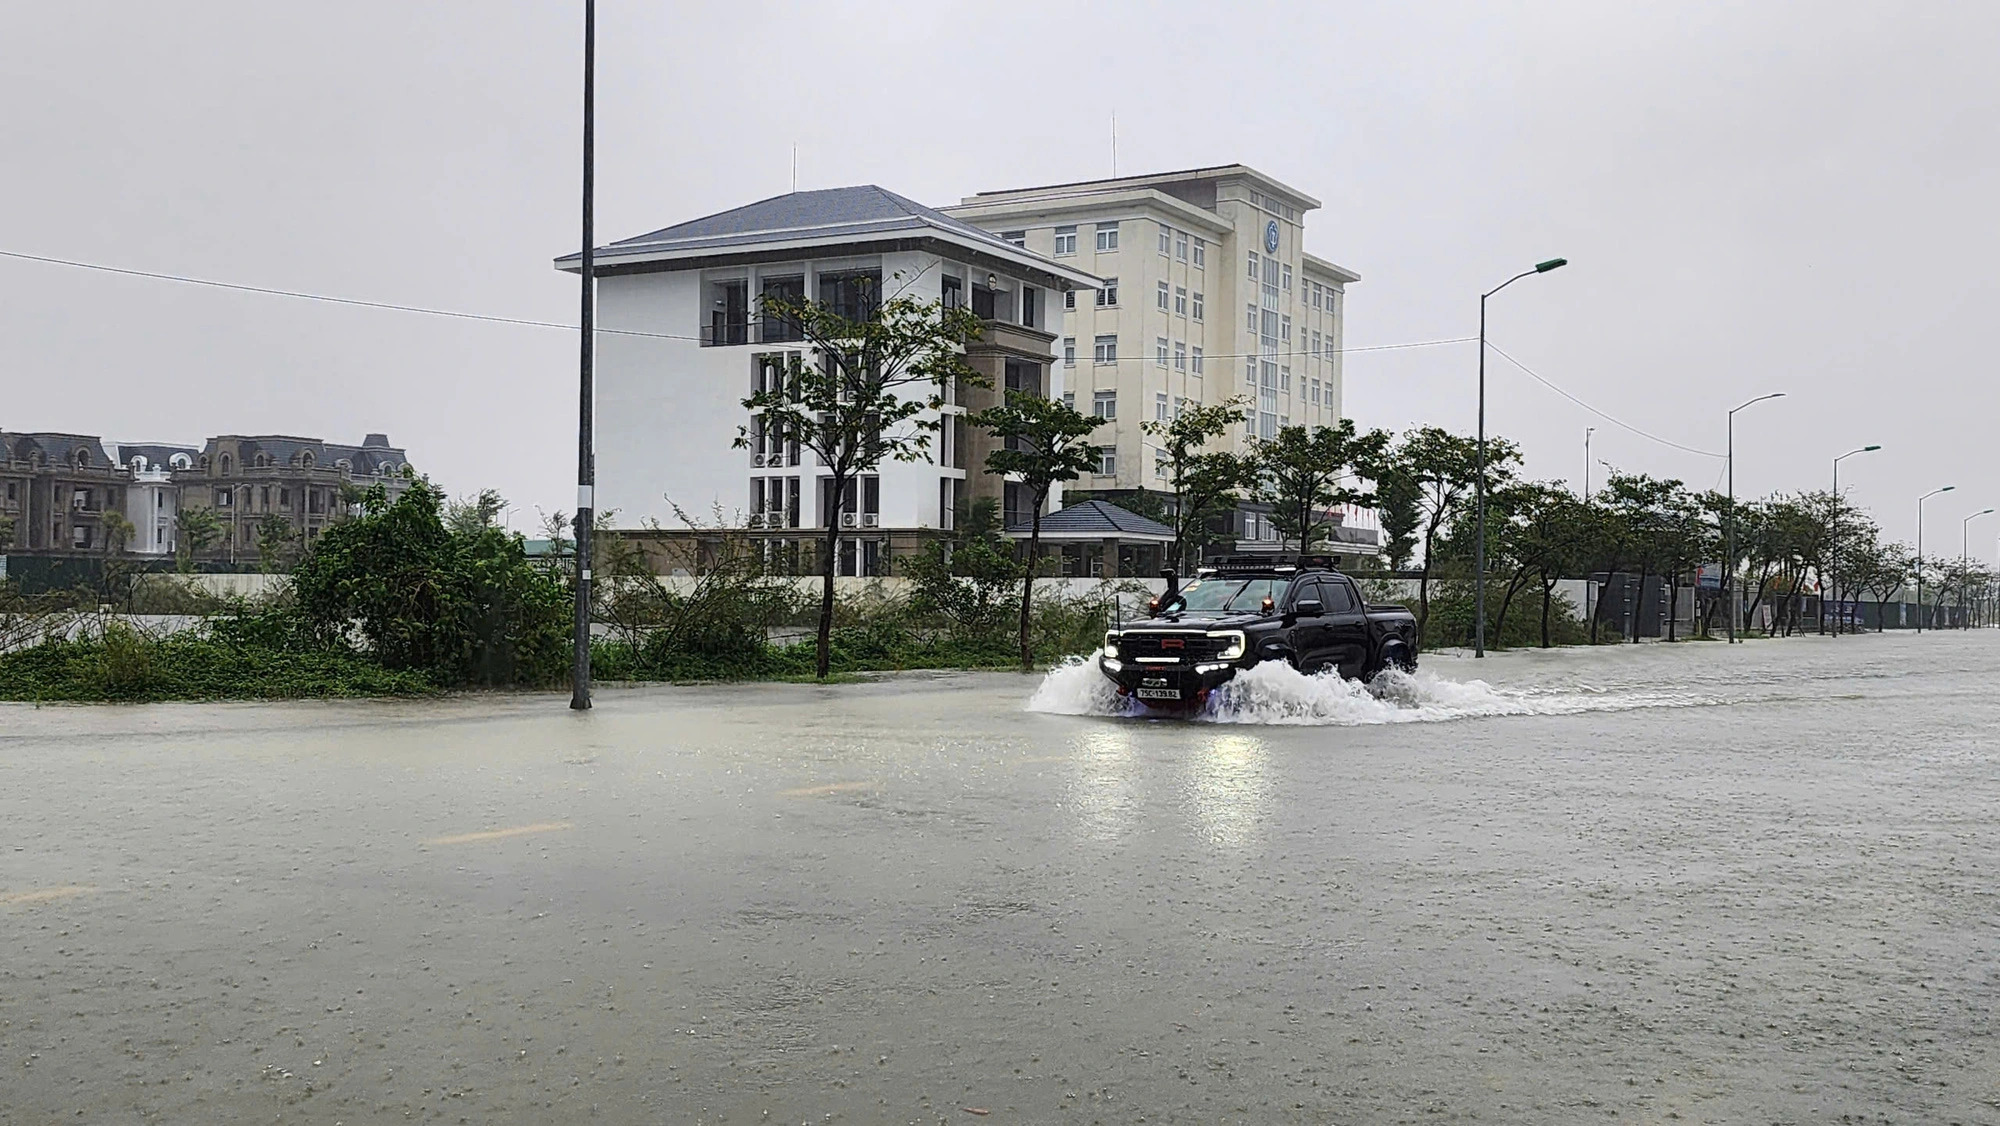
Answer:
[1185, 732, 1270, 848]
[1063, 726, 1141, 842]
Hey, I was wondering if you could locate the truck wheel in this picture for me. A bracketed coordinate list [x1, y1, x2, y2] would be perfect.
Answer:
[1372, 643, 1416, 680]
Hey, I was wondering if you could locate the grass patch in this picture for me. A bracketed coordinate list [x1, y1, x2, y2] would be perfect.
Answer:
[0, 630, 436, 703]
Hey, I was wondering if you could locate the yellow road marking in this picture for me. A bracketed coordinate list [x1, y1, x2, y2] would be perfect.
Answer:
[779, 781, 875, 797]
[1, 885, 97, 907]
[424, 821, 573, 846]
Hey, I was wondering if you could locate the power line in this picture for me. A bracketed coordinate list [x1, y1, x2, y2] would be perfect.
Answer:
[0, 248, 703, 342]
[1484, 340, 1725, 459]
[0, 246, 1475, 361]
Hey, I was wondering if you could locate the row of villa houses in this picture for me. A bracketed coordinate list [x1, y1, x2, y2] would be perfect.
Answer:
[555, 163, 1381, 578]
[0, 431, 411, 562]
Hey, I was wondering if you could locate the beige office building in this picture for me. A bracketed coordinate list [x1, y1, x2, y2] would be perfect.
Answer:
[944, 165, 1358, 544]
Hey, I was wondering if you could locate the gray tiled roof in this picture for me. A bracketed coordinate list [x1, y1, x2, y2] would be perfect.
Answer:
[2, 432, 113, 467]
[557, 185, 1033, 263]
[1008, 500, 1176, 539]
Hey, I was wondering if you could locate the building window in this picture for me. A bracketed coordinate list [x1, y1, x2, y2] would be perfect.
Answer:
[214, 489, 232, 507]
[1246, 304, 1258, 331]
[1095, 222, 1119, 252]
[1096, 446, 1118, 476]
[1157, 281, 1170, 310]
[1175, 233, 1188, 261]
[1064, 288, 1076, 309]
[1158, 224, 1172, 254]
[1192, 238, 1205, 268]
[73, 524, 92, 549]
[1155, 337, 1169, 367]
[1312, 330, 1322, 357]
[1054, 226, 1077, 255]
[1191, 347, 1204, 374]
[1155, 392, 1169, 420]
[1191, 292, 1204, 321]
[1174, 341, 1187, 370]
[1096, 277, 1118, 306]
[1155, 448, 1169, 479]
[1003, 230, 1025, 247]
[1282, 264, 1293, 292]
[1281, 315, 1291, 343]
[1247, 251, 1259, 279]
[1260, 412, 1277, 440]
[1311, 379, 1321, 405]
[1063, 336, 1076, 367]
[942, 275, 962, 310]
[1063, 391, 1075, 410]
[1280, 367, 1292, 393]
[1093, 390, 1117, 419]
[1174, 286, 1187, 315]
[1093, 334, 1118, 364]
[1312, 282, 1324, 308]
[1245, 355, 1257, 384]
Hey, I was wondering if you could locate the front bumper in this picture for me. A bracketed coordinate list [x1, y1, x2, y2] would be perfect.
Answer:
[1098, 656, 1245, 704]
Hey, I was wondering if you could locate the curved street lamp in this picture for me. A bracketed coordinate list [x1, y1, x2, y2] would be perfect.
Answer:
[1475, 257, 1567, 658]
[1827, 444, 1881, 635]
[1915, 485, 1955, 633]
[1725, 393, 1786, 643]
[1962, 508, 1994, 630]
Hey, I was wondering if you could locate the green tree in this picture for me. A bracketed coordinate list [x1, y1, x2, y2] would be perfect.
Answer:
[173, 506, 223, 574]
[971, 391, 1104, 669]
[904, 497, 1021, 643]
[1375, 427, 1519, 644]
[1505, 483, 1597, 648]
[1250, 420, 1390, 553]
[445, 489, 507, 537]
[1142, 399, 1251, 572]
[290, 481, 570, 686]
[740, 279, 985, 679]
[254, 513, 297, 574]
[99, 510, 136, 555]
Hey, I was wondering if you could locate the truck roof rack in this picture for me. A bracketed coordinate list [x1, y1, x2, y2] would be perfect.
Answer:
[1196, 554, 1348, 576]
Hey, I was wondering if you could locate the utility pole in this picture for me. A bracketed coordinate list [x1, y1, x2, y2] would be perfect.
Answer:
[1915, 486, 1953, 634]
[1963, 509, 1993, 630]
[1583, 428, 1595, 499]
[1829, 445, 1881, 636]
[1725, 393, 1785, 643]
[570, 0, 596, 711]
[1474, 257, 1566, 658]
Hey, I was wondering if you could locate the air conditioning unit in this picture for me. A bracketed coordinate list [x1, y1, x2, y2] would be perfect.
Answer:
[746, 513, 765, 528]
[751, 454, 766, 467]
[861, 513, 879, 528]
[840, 513, 857, 529]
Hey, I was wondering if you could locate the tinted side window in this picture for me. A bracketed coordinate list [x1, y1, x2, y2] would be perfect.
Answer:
[1320, 579, 1357, 612]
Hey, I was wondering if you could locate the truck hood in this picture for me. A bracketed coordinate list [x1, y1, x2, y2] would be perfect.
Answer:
[1114, 613, 1269, 632]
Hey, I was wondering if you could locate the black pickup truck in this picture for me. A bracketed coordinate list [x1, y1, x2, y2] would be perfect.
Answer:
[1099, 558, 1418, 707]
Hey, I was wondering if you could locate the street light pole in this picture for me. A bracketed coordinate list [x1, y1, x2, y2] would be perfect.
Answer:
[1915, 486, 1953, 634]
[1725, 393, 1785, 643]
[1475, 256, 1566, 658]
[1583, 428, 1595, 499]
[1962, 509, 1993, 630]
[569, 0, 596, 712]
[1828, 445, 1881, 636]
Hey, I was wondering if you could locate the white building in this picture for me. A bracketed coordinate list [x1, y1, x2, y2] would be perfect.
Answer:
[112, 444, 195, 556]
[554, 185, 1100, 575]
[944, 165, 1375, 556]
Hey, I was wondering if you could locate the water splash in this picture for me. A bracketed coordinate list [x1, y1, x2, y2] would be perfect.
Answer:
[1027, 651, 1708, 725]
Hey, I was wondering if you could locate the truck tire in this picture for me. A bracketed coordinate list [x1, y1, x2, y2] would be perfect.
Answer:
[1371, 642, 1416, 680]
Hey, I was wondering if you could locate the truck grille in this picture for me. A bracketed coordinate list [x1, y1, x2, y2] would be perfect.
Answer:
[1118, 632, 1230, 661]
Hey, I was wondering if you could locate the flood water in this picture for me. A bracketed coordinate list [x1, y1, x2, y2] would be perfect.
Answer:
[4, 631, 1998, 1123]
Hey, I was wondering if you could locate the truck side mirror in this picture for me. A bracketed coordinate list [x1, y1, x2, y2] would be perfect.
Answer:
[1293, 598, 1324, 618]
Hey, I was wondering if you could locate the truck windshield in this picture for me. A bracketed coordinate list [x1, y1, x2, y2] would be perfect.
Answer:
[1170, 577, 1286, 615]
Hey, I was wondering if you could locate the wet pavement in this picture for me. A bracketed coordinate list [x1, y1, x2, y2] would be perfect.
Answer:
[3, 631, 1998, 1124]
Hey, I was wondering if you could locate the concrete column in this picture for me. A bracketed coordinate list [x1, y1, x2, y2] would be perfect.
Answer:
[1102, 537, 1120, 578]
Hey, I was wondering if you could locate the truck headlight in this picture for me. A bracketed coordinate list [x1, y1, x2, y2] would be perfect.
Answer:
[1103, 632, 1121, 659]
[1101, 657, 1123, 673]
[1207, 630, 1246, 661]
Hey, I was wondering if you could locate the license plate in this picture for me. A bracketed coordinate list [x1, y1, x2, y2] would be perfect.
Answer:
[1136, 687, 1182, 700]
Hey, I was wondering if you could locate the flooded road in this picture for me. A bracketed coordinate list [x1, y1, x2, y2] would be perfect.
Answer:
[4, 632, 1998, 1123]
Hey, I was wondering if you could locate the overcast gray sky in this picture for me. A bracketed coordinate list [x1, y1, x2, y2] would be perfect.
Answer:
[4, 1, 1997, 551]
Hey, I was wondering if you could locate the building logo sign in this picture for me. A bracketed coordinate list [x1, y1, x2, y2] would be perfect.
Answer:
[1264, 220, 1280, 254]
